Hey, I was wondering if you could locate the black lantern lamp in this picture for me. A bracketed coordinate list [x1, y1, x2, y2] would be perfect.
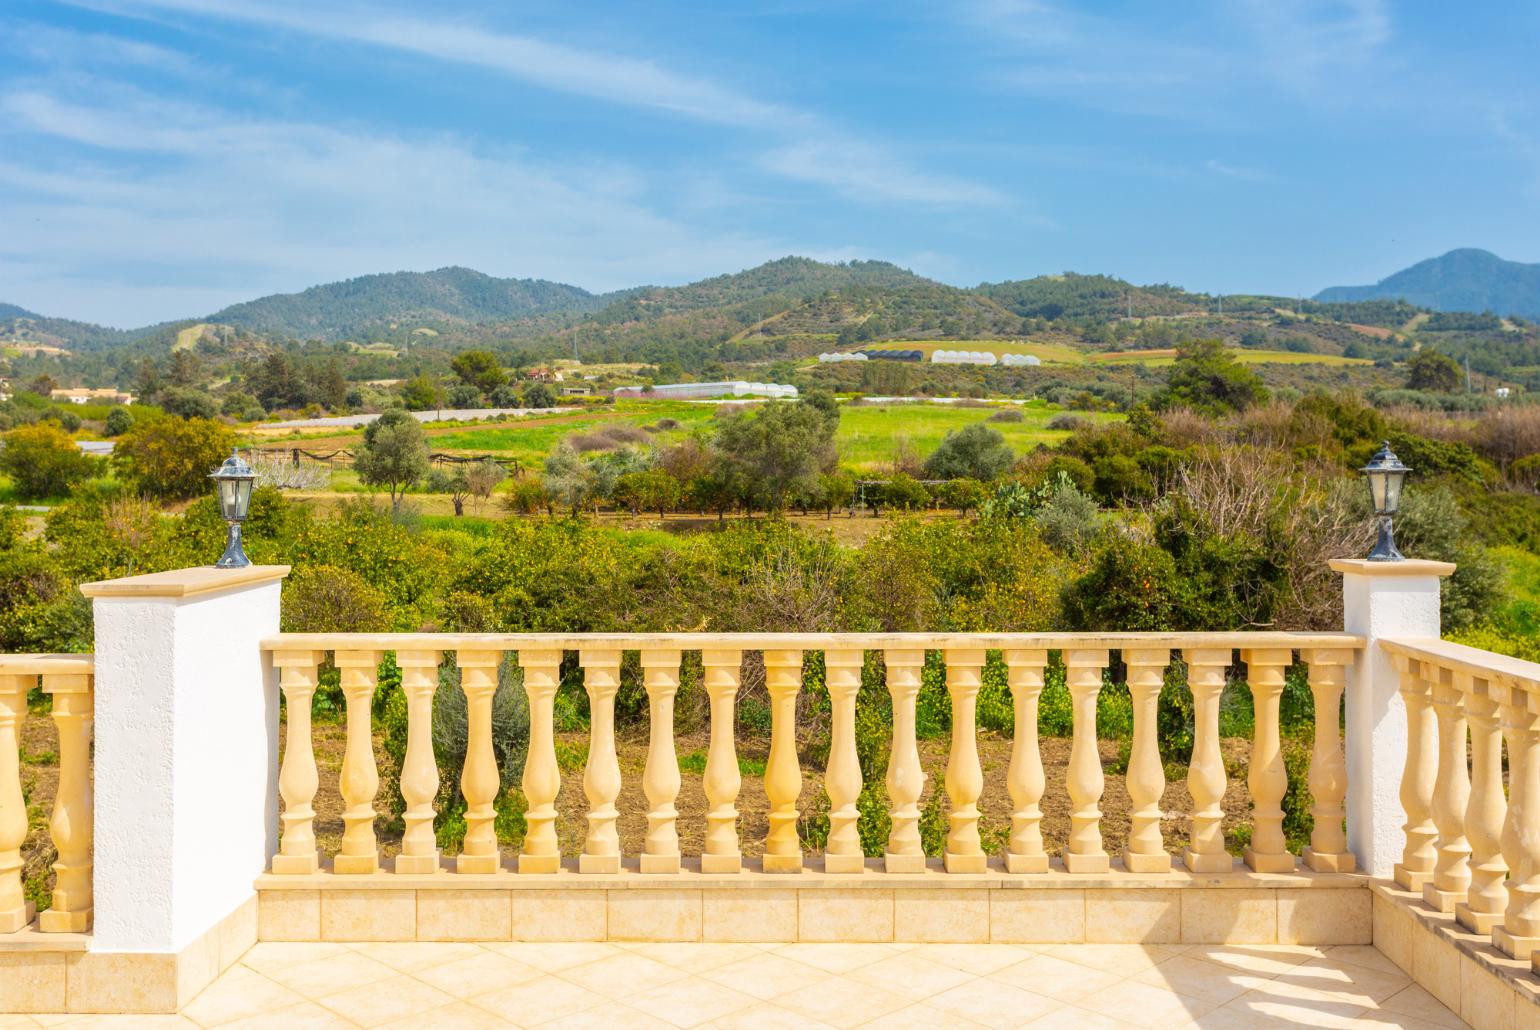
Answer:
[1361, 441, 1410, 561]
[209, 448, 256, 568]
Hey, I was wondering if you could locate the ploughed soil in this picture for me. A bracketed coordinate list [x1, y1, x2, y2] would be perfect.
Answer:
[18, 716, 1254, 906]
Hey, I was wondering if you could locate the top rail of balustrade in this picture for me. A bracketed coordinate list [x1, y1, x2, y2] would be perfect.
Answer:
[1380, 637, 1540, 700]
[0, 654, 94, 676]
[261, 630, 1362, 653]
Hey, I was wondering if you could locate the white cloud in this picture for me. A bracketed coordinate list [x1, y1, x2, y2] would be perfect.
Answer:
[0, 89, 787, 325]
[761, 139, 1005, 208]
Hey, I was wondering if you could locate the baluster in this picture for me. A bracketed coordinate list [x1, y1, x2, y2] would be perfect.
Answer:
[1423, 663, 1472, 912]
[0, 673, 33, 931]
[640, 649, 682, 873]
[763, 649, 804, 873]
[1241, 648, 1295, 873]
[1392, 655, 1438, 891]
[1064, 649, 1110, 872]
[334, 650, 383, 874]
[40, 672, 92, 932]
[1457, 674, 1507, 934]
[943, 648, 986, 873]
[1495, 687, 1540, 959]
[456, 649, 503, 874]
[394, 649, 443, 874]
[823, 649, 865, 874]
[701, 650, 744, 873]
[884, 649, 927, 873]
[1299, 649, 1354, 872]
[271, 650, 324, 875]
[1182, 648, 1234, 873]
[1123, 648, 1172, 873]
[579, 649, 623, 874]
[1004, 649, 1048, 873]
[518, 649, 563, 873]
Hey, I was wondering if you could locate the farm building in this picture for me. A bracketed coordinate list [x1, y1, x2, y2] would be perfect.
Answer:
[611, 381, 799, 400]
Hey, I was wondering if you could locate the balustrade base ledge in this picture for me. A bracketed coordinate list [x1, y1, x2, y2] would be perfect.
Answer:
[1371, 881, 1540, 1024]
[1421, 882, 1467, 915]
[255, 856, 1370, 892]
[0, 903, 36, 934]
[1393, 864, 1432, 893]
[1457, 903, 1504, 936]
[1301, 847, 1356, 873]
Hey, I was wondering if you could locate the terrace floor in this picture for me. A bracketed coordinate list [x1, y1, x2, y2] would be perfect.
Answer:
[5, 940, 1464, 1029]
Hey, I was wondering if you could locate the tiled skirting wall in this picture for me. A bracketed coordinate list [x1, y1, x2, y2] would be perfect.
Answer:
[0, 895, 257, 1014]
[1373, 881, 1540, 1030]
[255, 866, 1372, 947]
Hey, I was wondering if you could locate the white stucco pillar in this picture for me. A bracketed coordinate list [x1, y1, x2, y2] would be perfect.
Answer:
[80, 565, 289, 954]
[1331, 558, 1454, 878]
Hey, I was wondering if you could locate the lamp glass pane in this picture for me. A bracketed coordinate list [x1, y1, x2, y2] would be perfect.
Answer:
[217, 477, 238, 516]
[1367, 471, 1388, 512]
[234, 477, 254, 518]
[1383, 471, 1405, 514]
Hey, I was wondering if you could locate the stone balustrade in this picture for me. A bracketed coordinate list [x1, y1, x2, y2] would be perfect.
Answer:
[261, 632, 1361, 879]
[1380, 637, 1540, 976]
[0, 654, 95, 936]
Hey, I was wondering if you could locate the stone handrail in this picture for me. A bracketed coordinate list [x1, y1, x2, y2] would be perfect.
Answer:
[261, 631, 1361, 878]
[1380, 636, 1540, 964]
[0, 654, 94, 935]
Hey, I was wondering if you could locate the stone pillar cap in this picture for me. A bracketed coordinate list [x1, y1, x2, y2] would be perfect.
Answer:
[80, 565, 291, 598]
[1329, 558, 1455, 578]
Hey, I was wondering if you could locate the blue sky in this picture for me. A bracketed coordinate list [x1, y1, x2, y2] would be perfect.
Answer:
[4, 1, 1540, 327]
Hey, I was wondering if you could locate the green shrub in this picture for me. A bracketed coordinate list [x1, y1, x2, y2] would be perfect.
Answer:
[0, 422, 97, 500]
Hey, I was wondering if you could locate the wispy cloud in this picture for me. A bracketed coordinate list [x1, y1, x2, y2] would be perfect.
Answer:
[0, 87, 786, 325]
[60, 0, 1002, 212]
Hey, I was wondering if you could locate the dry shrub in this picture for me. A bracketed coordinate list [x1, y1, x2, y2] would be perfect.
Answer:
[248, 451, 332, 490]
[567, 424, 650, 452]
[953, 398, 991, 409]
[1383, 407, 1478, 446]
[1477, 406, 1540, 470]
[987, 408, 1025, 423]
[1221, 400, 1296, 450]
[1156, 406, 1211, 447]
[1172, 446, 1374, 629]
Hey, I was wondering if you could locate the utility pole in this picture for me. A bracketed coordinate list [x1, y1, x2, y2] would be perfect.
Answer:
[1465, 354, 1473, 393]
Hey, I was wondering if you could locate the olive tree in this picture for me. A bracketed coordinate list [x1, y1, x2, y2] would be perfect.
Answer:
[355, 408, 430, 509]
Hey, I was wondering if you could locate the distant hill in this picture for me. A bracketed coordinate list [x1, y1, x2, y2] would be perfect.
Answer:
[208, 266, 606, 339]
[978, 273, 1204, 321]
[589, 257, 933, 325]
[1315, 248, 1540, 318]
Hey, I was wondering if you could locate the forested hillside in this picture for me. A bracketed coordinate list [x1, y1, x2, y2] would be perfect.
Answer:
[1317, 248, 1540, 318]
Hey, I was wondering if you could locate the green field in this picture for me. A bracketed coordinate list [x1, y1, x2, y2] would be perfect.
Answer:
[430, 397, 1118, 472]
[829, 339, 1369, 368]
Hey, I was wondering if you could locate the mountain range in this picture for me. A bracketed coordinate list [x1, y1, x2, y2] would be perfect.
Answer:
[1315, 248, 1540, 318]
[5, 248, 1538, 353]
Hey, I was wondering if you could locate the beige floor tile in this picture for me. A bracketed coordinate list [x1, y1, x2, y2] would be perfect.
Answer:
[349, 941, 488, 973]
[773, 973, 914, 1030]
[1021, 1006, 1130, 1029]
[316, 974, 453, 1027]
[845, 951, 975, 1002]
[1180, 943, 1324, 977]
[532, 1005, 674, 1029]
[1318, 945, 1407, 978]
[909, 943, 1036, 975]
[1075, 978, 1217, 1028]
[1278, 957, 1411, 1005]
[469, 978, 606, 1027]
[625, 976, 760, 1028]
[1040, 942, 1188, 974]
[1199, 989, 1371, 1028]
[772, 943, 903, 975]
[924, 977, 1063, 1029]
[258, 948, 399, 999]
[0, 1019, 39, 1029]
[180, 963, 305, 1026]
[699, 952, 834, 1002]
[705, 1002, 837, 1029]
[1374, 983, 1469, 1029]
[990, 953, 1122, 1004]
[1133, 954, 1256, 1004]
[32, 1018, 197, 1028]
[213, 1000, 358, 1029]
[613, 942, 764, 973]
[488, 943, 623, 973]
[853, 1001, 986, 1028]
[236, 941, 353, 976]
[556, 952, 690, 1001]
[415, 950, 545, 996]
[378, 1001, 519, 1029]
